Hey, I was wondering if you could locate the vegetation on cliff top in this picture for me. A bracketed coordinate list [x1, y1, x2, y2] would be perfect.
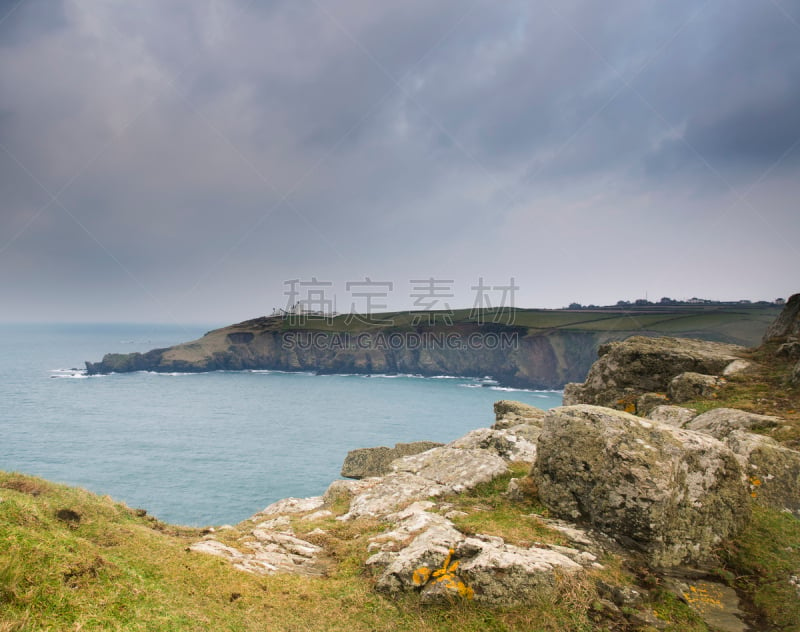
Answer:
[6, 455, 798, 631]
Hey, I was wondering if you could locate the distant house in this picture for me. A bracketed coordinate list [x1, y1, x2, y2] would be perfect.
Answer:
[775, 298, 786, 305]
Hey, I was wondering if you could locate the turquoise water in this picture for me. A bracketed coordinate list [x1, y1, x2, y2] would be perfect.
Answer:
[0, 324, 562, 526]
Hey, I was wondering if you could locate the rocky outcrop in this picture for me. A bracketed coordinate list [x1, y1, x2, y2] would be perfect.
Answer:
[668, 372, 726, 402]
[342, 447, 509, 520]
[341, 442, 442, 479]
[189, 519, 327, 576]
[493, 400, 545, 423]
[725, 430, 800, 517]
[448, 428, 538, 462]
[563, 336, 744, 411]
[686, 408, 782, 440]
[763, 293, 800, 343]
[366, 502, 586, 605]
[533, 405, 750, 567]
[647, 405, 697, 427]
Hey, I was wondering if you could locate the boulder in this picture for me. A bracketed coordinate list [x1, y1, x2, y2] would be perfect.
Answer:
[447, 428, 537, 462]
[367, 504, 583, 605]
[341, 441, 442, 479]
[563, 336, 743, 410]
[533, 405, 750, 568]
[686, 408, 782, 440]
[668, 372, 725, 403]
[725, 430, 800, 517]
[636, 392, 670, 416]
[763, 293, 800, 343]
[722, 359, 752, 377]
[647, 405, 697, 428]
[493, 400, 545, 423]
[343, 447, 508, 519]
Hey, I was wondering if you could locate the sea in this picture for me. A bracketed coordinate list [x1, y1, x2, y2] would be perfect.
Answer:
[0, 323, 563, 526]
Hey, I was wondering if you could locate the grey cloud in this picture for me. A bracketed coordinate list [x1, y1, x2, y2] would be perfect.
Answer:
[0, 0, 798, 322]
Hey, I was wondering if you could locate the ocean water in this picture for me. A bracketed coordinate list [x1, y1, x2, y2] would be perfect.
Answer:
[0, 323, 563, 526]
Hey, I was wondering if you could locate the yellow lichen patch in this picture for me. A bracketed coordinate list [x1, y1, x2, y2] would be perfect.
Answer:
[411, 548, 474, 600]
[412, 567, 431, 586]
[682, 583, 723, 610]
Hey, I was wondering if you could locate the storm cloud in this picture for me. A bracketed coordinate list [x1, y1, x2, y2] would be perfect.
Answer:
[1, 0, 798, 323]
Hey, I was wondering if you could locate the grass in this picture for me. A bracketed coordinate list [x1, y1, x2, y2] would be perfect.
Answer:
[0, 470, 632, 631]
[268, 305, 780, 346]
[719, 505, 800, 631]
[0, 465, 712, 631]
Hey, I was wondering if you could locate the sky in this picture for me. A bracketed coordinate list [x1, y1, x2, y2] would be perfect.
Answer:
[1, 0, 799, 324]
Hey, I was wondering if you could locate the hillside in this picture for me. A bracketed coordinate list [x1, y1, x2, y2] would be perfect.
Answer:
[85, 305, 780, 389]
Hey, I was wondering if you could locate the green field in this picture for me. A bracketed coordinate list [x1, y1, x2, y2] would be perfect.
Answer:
[273, 305, 780, 347]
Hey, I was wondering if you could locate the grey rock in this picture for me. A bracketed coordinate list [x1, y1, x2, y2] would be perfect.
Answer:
[367, 504, 582, 605]
[597, 579, 646, 607]
[322, 478, 374, 507]
[628, 609, 668, 630]
[190, 529, 326, 576]
[493, 400, 545, 423]
[722, 359, 753, 377]
[392, 447, 508, 491]
[258, 496, 324, 516]
[647, 405, 697, 428]
[763, 293, 800, 343]
[341, 441, 443, 479]
[448, 427, 537, 463]
[342, 447, 508, 519]
[636, 392, 670, 416]
[687, 408, 782, 440]
[505, 478, 525, 502]
[793, 360, 800, 385]
[668, 372, 726, 403]
[533, 405, 750, 567]
[726, 430, 800, 517]
[563, 336, 743, 410]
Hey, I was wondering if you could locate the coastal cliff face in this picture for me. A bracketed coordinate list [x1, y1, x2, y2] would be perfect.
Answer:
[85, 306, 779, 388]
[85, 318, 609, 388]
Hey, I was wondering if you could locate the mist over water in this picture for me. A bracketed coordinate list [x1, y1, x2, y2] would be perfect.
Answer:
[0, 324, 562, 526]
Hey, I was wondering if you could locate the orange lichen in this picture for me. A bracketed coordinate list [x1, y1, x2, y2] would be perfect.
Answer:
[412, 548, 474, 600]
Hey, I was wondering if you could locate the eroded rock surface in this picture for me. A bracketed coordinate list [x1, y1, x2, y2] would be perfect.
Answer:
[343, 447, 508, 519]
[366, 502, 585, 605]
[647, 405, 697, 428]
[189, 525, 327, 576]
[341, 442, 442, 479]
[725, 430, 800, 517]
[763, 293, 800, 343]
[533, 405, 750, 567]
[686, 408, 782, 440]
[562, 336, 743, 411]
[668, 372, 726, 403]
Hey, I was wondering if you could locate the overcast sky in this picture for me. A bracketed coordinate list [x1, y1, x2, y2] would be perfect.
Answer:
[1, 0, 799, 324]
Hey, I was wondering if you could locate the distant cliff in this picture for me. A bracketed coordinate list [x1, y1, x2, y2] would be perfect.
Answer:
[85, 306, 780, 388]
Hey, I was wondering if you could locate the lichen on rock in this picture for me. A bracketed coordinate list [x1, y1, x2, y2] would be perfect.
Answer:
[533, 405, 750, 568]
